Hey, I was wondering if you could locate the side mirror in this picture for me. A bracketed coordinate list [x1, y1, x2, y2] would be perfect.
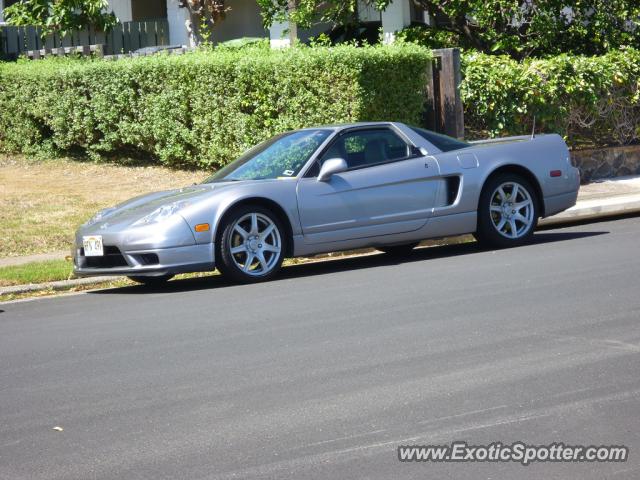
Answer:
[317, 158, 348, 182]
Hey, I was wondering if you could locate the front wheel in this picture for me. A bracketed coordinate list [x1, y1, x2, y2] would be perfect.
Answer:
[216, 205, 286, 283]
[474, 174, 539, 248]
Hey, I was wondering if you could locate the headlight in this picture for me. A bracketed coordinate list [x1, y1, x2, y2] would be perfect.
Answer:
[84, 207, 116, 227]
[133, 201, 190, 226]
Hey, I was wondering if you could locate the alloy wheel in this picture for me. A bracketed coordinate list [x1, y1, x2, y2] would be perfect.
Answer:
[228, 212, 282, 276]
[489, 182, 535, 239]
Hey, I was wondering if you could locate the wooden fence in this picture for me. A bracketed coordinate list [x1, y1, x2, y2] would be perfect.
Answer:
[0, 20, 169, 59]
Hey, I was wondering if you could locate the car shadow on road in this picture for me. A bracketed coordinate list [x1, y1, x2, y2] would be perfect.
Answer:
[90, 229, 608, 296]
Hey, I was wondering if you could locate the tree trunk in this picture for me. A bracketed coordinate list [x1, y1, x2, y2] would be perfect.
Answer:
[186, 12, 200, 47]
[288, 0, 297, 45]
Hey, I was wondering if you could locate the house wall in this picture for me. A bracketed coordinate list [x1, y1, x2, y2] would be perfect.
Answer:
[108, 0, 133, 22]
[166, 0, 190, 46]
[358, 0, 381, 22]
[269, 21, 289, 48]
[211, 0, 267, 43]
[381, 0, 411, 43]
[298, 22, 332, 42]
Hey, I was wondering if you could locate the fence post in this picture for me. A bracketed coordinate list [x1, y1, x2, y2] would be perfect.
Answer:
[430, 48, 465, 139]
[0, 27, 6, 58]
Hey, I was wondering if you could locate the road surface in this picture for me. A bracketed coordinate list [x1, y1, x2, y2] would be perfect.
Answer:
[2, 216, 640, 479]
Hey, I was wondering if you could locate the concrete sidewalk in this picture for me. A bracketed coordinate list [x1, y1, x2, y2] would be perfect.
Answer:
[0, 251, 70, 268]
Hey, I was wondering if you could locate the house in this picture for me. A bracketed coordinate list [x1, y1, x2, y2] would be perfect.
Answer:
[103, 0, 268, 47]
[0, 0, 427, 48]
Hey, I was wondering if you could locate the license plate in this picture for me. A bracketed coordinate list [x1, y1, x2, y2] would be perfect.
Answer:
[83, 235, 104, 257]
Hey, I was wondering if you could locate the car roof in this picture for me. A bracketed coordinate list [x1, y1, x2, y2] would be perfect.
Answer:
[299, 121, 400, 131]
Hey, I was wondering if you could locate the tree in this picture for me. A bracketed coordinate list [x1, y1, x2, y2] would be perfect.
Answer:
[255, 0, 364, 32]
[257, 0, 640, 58]
[3, 0, 118, 38]
[404, 0, 640, 58]
[179, 0, 229, 45]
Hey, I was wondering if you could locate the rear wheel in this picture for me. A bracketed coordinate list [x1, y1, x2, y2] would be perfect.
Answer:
[216, 205, 286, 284]
[128, 274, 173, 286]
[474, 173, 538, 248]
[378, 242, 418, 257]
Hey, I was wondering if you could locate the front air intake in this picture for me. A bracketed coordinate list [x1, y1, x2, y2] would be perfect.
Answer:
[81, 246, 128, 268]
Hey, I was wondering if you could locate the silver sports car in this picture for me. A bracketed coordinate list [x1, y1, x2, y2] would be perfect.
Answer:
[74, 122, 580, 284]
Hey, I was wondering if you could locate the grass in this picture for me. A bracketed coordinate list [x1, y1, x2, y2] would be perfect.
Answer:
[0, 259, 74, 287]
[0, 155, 205, 258]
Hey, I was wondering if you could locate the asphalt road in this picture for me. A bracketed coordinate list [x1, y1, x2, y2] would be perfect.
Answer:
[2, 216, 640, 480]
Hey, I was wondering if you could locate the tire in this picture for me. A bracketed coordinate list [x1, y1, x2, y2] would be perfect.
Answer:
[128, 274, 174, 286]
[216, 205, 287, 284]
[474, 173, 539, 248]
[378, 242, 418, 257]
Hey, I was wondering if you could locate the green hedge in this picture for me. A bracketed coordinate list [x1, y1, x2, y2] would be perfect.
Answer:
[3, 44, 637, 166]
[460, 48, 640, 147]
[0, 44, 432, 168]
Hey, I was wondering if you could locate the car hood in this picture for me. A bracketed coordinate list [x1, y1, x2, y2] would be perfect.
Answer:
[86, 184, 217, 229]
[81, 178, 292, 232]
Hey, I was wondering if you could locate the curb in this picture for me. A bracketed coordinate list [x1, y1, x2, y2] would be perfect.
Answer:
[539, 193, 640, 226]
[0, 276, 119, 296]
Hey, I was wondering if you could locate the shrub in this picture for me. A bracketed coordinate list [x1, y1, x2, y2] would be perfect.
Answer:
[3, 44, 637, 164]
[0, 44, 432, 169]
[460, 48, 640, 147]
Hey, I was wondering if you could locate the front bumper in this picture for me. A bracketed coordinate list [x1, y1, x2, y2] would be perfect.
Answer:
[74, 243, 215, 277]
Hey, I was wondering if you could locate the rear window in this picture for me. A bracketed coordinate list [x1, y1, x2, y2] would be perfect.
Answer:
[410, 127, 470, 153]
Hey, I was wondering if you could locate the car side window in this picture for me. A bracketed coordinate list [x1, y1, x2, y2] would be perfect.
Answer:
[306, 128, 412, 177]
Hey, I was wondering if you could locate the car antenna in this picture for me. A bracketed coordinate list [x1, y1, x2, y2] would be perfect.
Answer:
[531, 115, 536, 140]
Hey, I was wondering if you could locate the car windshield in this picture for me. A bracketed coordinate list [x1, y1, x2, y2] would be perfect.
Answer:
[204, 129, 332, 182]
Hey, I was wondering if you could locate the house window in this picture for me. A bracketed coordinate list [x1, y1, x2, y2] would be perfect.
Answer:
[410, 4, 431, 25]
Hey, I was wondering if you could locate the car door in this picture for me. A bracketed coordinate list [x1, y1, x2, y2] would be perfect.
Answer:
[296, 127, 441, 244]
